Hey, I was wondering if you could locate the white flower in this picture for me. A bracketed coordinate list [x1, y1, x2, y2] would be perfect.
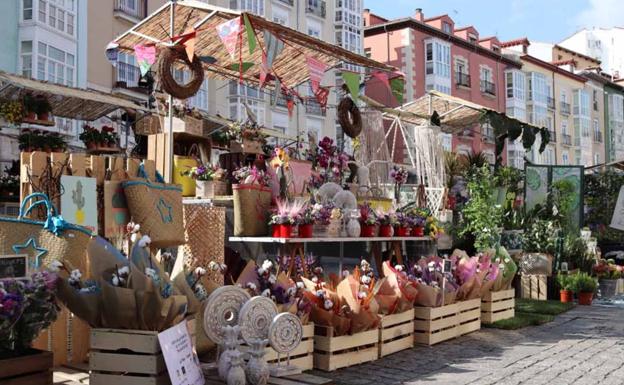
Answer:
[262, 260, 273, 271]
[431, 281, 439, 287]
[257, 267, 266, 275]
[118, 266, 130, 276]
[395, 265, 404, 272]
[261, 288, 271, 297]
[220, 263, 227, 271]
[296, 281, 305, 289]
[161, 252, 173, 261]
[246, 282, 257, 291]
[208, 261, 220, 271]
[130, 233, 139, 243]
[311, 276, 319, 283]
[286, 286, 297, 297]
[268, 274, 277, 285]
[138, 235, 151, 248]
[133, 223, 141, 233]
[499, 263, 505, 270]
[361, 260, 370, 269]
[49, 260, 63, 272]
[145, 267, 157, 280]
[315, 290, 325, 297]
[504, 258, 511, 263]
[70, 269, 82, 281]
[323, 299, 334, 310]
[320, 282, 327, 287]
[111, 274, 120, 286]
[194, 267, 207, 277]
[360, 275, 371, 285]
[357, 291, 367, 299]
[194, 284, 208, 300]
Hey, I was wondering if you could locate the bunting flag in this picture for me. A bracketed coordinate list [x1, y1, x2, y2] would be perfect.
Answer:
[390, 76, 405, 104]
[264, 29, 284, 69]
[271, 77, 282, 106]
[341, 71, 360, 102]
[287, 99, 295, 117]
[229, 62, 254, 73]
[314, 87, 330, 109]
[371, 71, 390, 90]
[260, 53, 269, 88]
[134, 44, 156, 77]
[182, 28, 197, 62]
[243, 14, 256, 55]
[216, 17, 242, 60]
[307, 56, 328, 93]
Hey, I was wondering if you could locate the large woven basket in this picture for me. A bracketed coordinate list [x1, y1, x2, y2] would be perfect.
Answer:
[0, 193, 92, 273]
[232, 184, 271, 236]
[122, 178, 185, 248]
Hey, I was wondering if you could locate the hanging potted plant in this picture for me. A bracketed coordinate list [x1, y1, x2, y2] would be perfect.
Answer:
[573, 273, 597, 306]
[49, 132, 67, 152]
[359, 203, 378, 237]
[18, 129, 34, 152]
[182, 164, 227, 199]
[557, 272, 573, 303]
[34, 95, 52, 121]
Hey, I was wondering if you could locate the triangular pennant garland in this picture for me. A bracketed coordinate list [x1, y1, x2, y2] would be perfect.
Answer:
[271, 77, 282, 107]
[134, 44, 156, 77]
[307, 56, 328, 93]
[216, 17, 242, 60]
[341, 71, 360, 102]
[264, 29, 284, 69]
[390, 76, 405, 104]
[229, 62, 255, 73]
[243, 14, 256, 55]
[183, 28, 197, 62]
[371, 71, 390, 90]
[315, 87, 330, 110]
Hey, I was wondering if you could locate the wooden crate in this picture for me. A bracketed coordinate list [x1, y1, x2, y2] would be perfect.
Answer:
[89, 328, 171, 385]
[0, 349, 52, 385]
[413, 303, 459, 346]
[457, 298, 481, 336]
[313, 325, 378, 372]
[147, 132, 211, 183]
[521, 275, 548, 300]
[378, 309, 414, 357]
[264, 323, 314, 371]
[482, 289, 515, 324]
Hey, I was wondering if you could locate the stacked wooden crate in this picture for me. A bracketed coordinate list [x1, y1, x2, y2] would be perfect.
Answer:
[313, 325, 378, 372]
[457, 298, 481, 336]
[413, 303, 459, 346]
[481, 289, 515, 324]
[378, 309, 414, 357]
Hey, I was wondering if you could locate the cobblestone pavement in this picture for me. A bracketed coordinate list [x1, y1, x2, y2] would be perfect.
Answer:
[312, 305, 624, 385]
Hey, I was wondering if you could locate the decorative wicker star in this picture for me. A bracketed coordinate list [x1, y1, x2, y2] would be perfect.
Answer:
[156, 198, 173, 223]
[12, 238, 48, 269]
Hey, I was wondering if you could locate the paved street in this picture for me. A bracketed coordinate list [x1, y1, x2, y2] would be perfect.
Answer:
[314, 305, 624, 385]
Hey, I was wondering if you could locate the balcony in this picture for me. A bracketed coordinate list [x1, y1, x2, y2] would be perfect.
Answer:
[548, 130, 556, 142]
[114, 0, 146, 21]
[594, 131, 603, 142]
[562, 134, 572, 146]
[547, 97, 555, 110]
[455, 72, 470, 87]
[114, 62, 141, 89]
[480, 80, 496, 96]
[305, 98, 326, 116]
[306, 1, 326, 18]
[560, 101, 571, 115]
[277, 0, 294, 5]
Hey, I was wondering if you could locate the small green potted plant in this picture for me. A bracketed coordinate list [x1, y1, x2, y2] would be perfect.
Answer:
[79, 125, 101, 150]
[557, 272, 574, 303]
[573, 273, 597, 305]
[34, 95, 52, 121]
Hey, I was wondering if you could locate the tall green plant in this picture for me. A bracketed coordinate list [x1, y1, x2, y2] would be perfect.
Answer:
[458, 165, 503, 251]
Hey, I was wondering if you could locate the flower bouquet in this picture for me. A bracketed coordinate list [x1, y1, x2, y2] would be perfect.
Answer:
[182, 163, 227, 198]
[489, 246, 517, 291]
[395, 212, 412, 236]
[307, 136, 350, 186]
[297, 204, 315, 238]
[408, 256, 458, 307]
[376, 208, 397, 237]
[451, 250, 484, 301]
[269, 199, 305, 238]
[51, 260, 102, 327]
[359, 202, 378, 237]
[476, 252, 501, 297]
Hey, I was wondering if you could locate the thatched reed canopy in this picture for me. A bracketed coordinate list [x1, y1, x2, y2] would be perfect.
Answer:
[113, 1, 395, 90]
[0, 71, 147, 121]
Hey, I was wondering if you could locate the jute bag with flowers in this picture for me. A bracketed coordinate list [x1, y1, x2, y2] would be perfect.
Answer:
[232, 166, 272, 236]
[122, 164, 185, 248]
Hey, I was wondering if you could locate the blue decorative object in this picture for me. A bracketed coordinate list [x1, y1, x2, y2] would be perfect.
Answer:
[12, 237, 48, 269]
[157, 198, 173, 223]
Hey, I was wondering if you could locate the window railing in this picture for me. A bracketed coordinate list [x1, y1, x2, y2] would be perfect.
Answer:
[277, 0, 294, 5]
[548, 130, 556, 142]
[114, 0, 146, 20]
[480, 80, 496, 96]
[306, 1, 326, 18]
[560, 101, 570, 115]
[594, 131, 603, 142]
[547, 97, 555, 110]
[305, 98, 326, 116]
[115, 62, 140, 88]
[562, 134, 572, 145]
[455, 72, 470, 87]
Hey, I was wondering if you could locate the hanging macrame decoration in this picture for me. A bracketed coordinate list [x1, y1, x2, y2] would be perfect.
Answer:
[338, 97, 362, 138]
[157, 47, 204, 99]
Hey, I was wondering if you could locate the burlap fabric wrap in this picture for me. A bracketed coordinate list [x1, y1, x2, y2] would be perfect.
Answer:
[122, 178, 185, 248]
[232, 184, 271, 236]
[0, 193, 92, 273]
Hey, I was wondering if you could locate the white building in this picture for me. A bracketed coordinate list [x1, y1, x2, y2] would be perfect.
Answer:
[559, 28, 624, 79]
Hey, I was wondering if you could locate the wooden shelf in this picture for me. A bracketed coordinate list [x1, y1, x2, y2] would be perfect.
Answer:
[22, 117, 55, 126]
[229, 236, 431, 243]
[86, 146, 123, 155]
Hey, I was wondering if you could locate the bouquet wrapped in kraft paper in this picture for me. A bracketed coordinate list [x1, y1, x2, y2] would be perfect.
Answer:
[477, 250, 502, 297]
[489, 246, 518, 292]
[408, 256, 458, 307]
[451, 250, 483, 301]
[235, 259, 311, 324]
[381, 261, 419, 311]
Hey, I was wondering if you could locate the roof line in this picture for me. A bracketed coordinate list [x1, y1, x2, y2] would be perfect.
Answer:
[553, 44, 601, 64]
[521, 55, 587, 82]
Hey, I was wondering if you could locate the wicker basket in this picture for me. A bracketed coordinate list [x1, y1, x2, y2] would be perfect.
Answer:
[196, 180, 228, 199]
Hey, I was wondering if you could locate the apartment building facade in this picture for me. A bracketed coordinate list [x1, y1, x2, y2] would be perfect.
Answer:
[559, 28, 624, 78]
[363, 8, 518, 164]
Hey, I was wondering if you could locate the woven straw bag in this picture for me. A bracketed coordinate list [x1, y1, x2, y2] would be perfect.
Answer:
[0, 193, 93, 273]
[122, 167, 185, 248]
[232, 184, 271, 236]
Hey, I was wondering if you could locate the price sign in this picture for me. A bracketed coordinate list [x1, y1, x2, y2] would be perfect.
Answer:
[0, 255, 28, 280]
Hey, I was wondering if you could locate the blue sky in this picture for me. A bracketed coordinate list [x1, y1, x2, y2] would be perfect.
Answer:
[363, 0, 624, 44]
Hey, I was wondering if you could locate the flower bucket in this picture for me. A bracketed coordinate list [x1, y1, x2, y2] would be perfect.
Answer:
[412, 226, 424, 237]
[379, 224, 393, 237]
[395, 226, 410, 237]
[578, 292, 593, 306]
[271, 225, 281, 238]
[361, 224, 376, 237]
[299, 224, 313, 238]
[280, 224, 293, 238]
[559, 290, 573, 303]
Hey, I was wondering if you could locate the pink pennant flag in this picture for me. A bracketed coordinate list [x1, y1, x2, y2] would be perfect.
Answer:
[134, 44, 156, 77]
[371, 71, 390, 90]
[259, 52, 269, 88]
[307, 56, 327, 93]
[216, 17, 242, 60]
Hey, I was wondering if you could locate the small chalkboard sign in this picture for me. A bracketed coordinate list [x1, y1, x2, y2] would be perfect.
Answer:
[0, 254, 29, 280]
[442, 259, 452, 273]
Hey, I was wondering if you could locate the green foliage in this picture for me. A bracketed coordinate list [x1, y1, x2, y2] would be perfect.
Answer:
[561, 234, 591, 272]
[458, 165, 503, 251]
[444, 151, 464, 188]
[572, 272, 597, 293]
[551, 179, 576, 230]
[461, 151, 489, 177]
[557, 272, 574, 291]
[522, 218, 557, 253]
[584, 170, 624, 244]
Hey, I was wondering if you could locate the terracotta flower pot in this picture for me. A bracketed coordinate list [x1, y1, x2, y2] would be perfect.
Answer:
[25, 112, 36, 120]
[578, 292, 593, 306]
[298, 223, 313, 238]
[38, 112, 49, 121]
[560, 290, 573, 303]
[395, 226, 410, 236]
[280, 224, 293, 238]
[412, 226, 425, 237]
[86, 142, 97, 150]
[379, 224, 393, 237]
[361, 224, 376, 237]
[271, 225, 281, 238]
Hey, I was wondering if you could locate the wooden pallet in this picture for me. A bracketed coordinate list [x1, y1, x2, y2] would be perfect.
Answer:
[457, 298, 481, 336]
[413, 303, 459, 346]
[264, 323, 315, 371]
[521, 275, 548, 300]
[89, 328, 170, 385]
[0, 349, 53, 385]
[482, 289, 515, 324]
[378, 309, 414, 357]
[313, 325, 378, 372]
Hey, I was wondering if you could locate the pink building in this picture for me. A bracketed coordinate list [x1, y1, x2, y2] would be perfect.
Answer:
[363, 8, 521, 163]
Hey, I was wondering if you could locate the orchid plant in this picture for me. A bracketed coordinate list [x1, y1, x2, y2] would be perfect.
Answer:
[359, 202, 378, 226]
[308, 136, 350, 185]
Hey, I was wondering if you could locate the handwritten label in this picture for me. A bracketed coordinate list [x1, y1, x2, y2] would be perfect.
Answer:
[0, 254, 28, 280]
[158, 321, 205, 385]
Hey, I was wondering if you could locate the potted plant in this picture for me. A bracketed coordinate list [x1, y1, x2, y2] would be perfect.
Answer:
[79, 125, 101, 150]
[395, 212, 411, 236]
[310, 202, 333, 237]
[48, 132, 67, 152]
[297, 205, 314, 238]
[22, 94, 36, 120]
[593, 258, 623, 298]
[34, 95, 52, 121]
[269, 199, 304, 238]
[102, 126, 118, 148]
[557, 272, 574, 303]
[573, 273, 597, 305]
[376, 209, 396, 237]
[183, 164, 227, 199]
[359, 203, 378, 237]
